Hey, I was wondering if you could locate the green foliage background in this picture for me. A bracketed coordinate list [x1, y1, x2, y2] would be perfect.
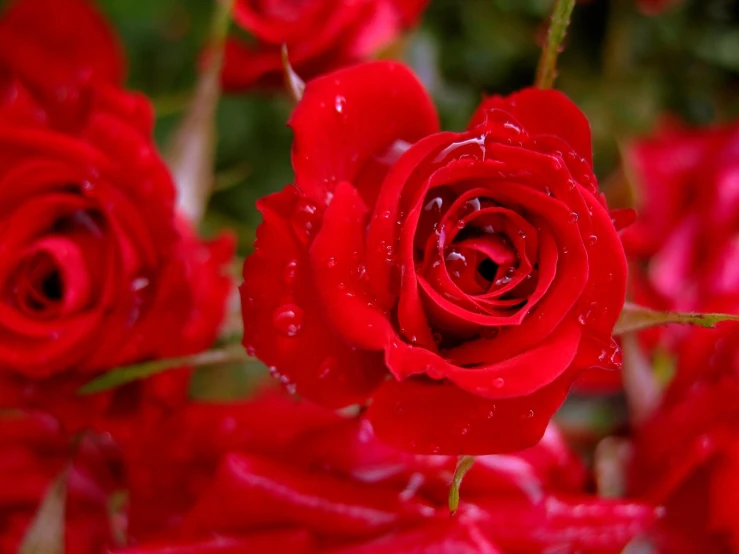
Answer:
[94, 0, 739, 254]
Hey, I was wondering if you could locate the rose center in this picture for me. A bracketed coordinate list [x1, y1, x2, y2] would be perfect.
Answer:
[10, 251, 65, 317]
[477, 258, 498, 282]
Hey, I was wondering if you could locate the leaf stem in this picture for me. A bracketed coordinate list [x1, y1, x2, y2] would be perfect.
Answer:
[78, 346, 250, 395]
[535, 0, 577, 89]
[448, 455, 476, 515]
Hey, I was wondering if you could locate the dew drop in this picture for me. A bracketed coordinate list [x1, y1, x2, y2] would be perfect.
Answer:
[464, 197, 481, 214]
[587, 234, 598, 246]
[326, 257, 337, 268]
[272, 304, 304, 337]
[493, 377, 505, 389]
[291, 199, 319, 241]
[334, 95, 346, 114]
[131, 276, 149, 292]
[283, 260, 298, 285]
[568, 212, 579, 224]
[424, 197, 443, 212]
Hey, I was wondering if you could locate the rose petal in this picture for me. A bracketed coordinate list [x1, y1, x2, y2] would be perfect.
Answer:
[183, 452, 434, 537]
[469, 88, 593, 166]
[310, 181, 393, 350]
[368, 374, 574, 454]
[241, 186, 386, 408]
[289, 61, 439, 206]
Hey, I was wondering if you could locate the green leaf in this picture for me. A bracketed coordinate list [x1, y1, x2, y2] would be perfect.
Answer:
[448, 455, 475, 515]
[535, 0, 576, 89]
[78, 347, 250, 395]
[165, 0, 234, 223]
[19, 469, 68, 554]
[614, 302, 739, 335]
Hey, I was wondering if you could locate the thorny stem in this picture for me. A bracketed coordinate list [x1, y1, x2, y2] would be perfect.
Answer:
[535, 0, 577, 89]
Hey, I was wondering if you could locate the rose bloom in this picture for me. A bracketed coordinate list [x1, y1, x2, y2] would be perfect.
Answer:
[623, 120, 739, 315]
[0, 0, 234, 433]
[240, 61, 629, 454]
[623, 120, 739, 553]
[0, 412, 121, 553]
[221, 0, 428, 90]
[117, 387, 658, 554]
[628, 323, 739, 553]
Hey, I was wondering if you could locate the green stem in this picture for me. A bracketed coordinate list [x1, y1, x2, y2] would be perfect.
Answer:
[448, 455, 476, 515]
[78, 346, 250, 395]
[535, 0, 577, 89]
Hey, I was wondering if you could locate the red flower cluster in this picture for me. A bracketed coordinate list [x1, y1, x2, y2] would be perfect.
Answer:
[0, 0, 233, 548]
[623, 121, 739, 552]
[0, 0, 733, 552]
[114, 388, 658, 553]
[221, 0, 428, 90]
[241, 61, 628, 455]
[0, 0, 234, 435]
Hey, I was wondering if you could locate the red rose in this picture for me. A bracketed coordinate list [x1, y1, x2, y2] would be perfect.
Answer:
[240, 61, 628, 454]
[118, 388, 657, 553]
[628, 324, 739, 553]
[221, 0, 428, 90]
[0, 0, 234, 433]
[623, 120, 739, 314]
[0, 0, 124, 129]
[0, 412, 120, 554]
[621, 120, 739, 552]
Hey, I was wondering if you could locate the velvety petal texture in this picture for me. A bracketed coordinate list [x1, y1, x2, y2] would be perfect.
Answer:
[241, 61, 628, 455]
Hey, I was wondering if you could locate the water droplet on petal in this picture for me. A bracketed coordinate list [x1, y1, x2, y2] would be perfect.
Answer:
[335, 95, 346, 114]
[493, 377, 505, 389]
[291, 199, 319, 242]
[272, 304, 304, 337]
[568, 212, 579, 224]
[464, 197, 481, 214]
[283, 260, 298, 285]
[326, 257, 337, 268]
[587, 234, 598, 246]
[131, 276, 149, 292]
